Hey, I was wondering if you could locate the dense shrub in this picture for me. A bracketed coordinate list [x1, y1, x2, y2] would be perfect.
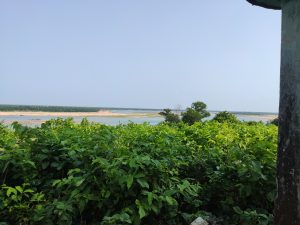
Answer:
[159, 109, 181, 123]
[212, 111, 240, 124]
[268, 117, 279, 126]
[0, 119, 277, 224]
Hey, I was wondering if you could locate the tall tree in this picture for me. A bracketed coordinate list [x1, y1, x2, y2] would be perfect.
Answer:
[181, 101, 210, 125]
[246, 1, 300, 224]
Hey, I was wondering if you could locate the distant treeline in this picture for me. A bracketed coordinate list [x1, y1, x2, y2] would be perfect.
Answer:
[0, 104, 101, 112]
[0, 104, 162, 112]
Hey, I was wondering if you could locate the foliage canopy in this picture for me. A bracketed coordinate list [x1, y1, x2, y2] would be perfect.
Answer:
[0, 119, 277, 224]
[181, 101, 210, 125]
[212, 111, 240, 124]
[159, 109, 180, 123]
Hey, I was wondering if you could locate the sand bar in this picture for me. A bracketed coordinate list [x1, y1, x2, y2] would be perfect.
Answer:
[237, 114, 277, 121]
[0, 111, 160, 118]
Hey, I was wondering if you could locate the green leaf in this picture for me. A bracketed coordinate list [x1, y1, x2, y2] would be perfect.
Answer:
[127, 175, 134, 189]
[75, 178, 85, 187]
[67, 168, 81, 175]
[165, 196, 177, 206]
[151, 204, 159, 214]
[31, 193, 45, 201]
[138, 205, 146, 219]
[24, 189, 34, 193]
[135, 199, 147, 219]
[137, 179, 149, 189]
[52, 179, 61, 187]
[15, 186, 23, 193]
[147, 192, 154, 205]
[233, 206, 243, 214]
[6, 187, 17, 197]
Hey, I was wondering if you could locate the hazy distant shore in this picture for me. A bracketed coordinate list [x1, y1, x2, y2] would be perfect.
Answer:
[0, 110, 278, 127]
[236, 114, 277, 121]
[0, 110, 160, 118]
[0, 110, 278, 120]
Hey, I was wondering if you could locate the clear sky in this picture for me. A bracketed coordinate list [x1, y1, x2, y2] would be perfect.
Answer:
[0, 1, 281, 112]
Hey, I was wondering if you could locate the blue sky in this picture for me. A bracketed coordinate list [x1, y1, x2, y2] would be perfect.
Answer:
[0, 1, 281, 112]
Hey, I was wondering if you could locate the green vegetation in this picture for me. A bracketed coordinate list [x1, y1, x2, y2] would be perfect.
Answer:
[181, 102, 210, 125]
[0, 118, 277, 225]
[159, 109, 180, 123]
[268, 117, 279, 126]
[212, 111, 240, 124]
[160, 101, 211, 125]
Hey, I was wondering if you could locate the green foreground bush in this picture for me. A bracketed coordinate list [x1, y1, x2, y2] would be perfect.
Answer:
[0, 119, 277, 225]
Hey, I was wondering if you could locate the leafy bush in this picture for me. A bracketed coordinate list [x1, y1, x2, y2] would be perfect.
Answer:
[159, 109, 181, 123]
[212, 111, 239, 124]
[268, 117, 279, 126]
[0, 119, 277, 224]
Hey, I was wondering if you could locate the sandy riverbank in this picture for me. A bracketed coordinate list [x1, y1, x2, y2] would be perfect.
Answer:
[237, 114, 277, 121]
[0, 111, 160, 118]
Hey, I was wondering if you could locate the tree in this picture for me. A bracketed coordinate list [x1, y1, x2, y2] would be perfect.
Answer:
[159, 108, 180, 123]
[246, 1, 300, 224]
[181, 101, 210, 125]
[212, 111, 239, 123]
[268, 117, 279, 126]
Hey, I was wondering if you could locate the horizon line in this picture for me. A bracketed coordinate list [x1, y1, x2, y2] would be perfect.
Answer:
[0, 103, 279, 115]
